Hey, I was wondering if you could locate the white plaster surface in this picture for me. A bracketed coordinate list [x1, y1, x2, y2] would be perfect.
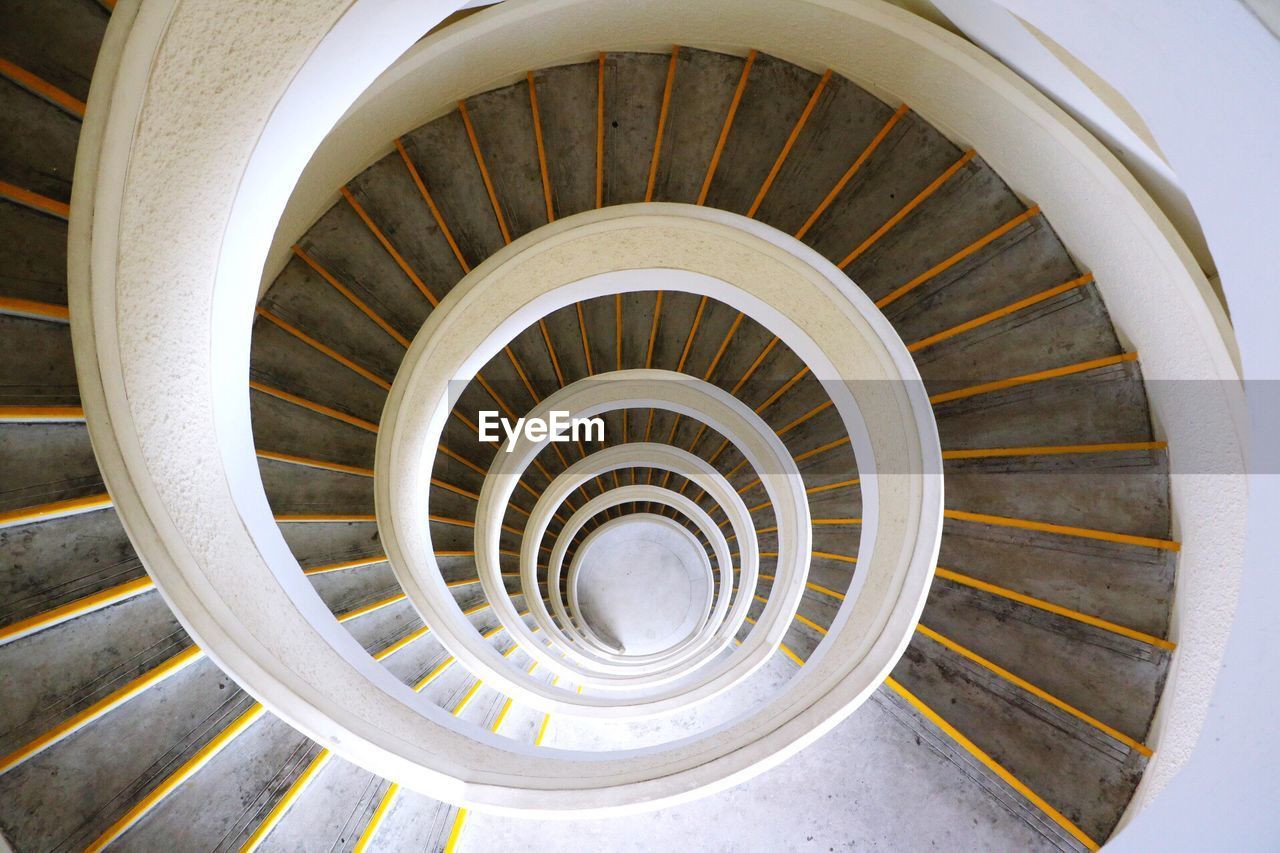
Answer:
[512, 430, 759, 684]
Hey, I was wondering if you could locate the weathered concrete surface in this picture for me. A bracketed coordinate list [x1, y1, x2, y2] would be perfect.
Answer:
[0, 591, 185, 756]
[0, 316, 78, 405]
[0, 201, 69, 304]
[0, 79, 80, 203]
[0, 0, 108, 104]
[123, 712, 312, 851]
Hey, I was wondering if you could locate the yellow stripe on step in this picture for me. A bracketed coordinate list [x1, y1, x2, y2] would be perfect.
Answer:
[0, 180, 69, 219]
[929, 352, 1138, 406]
[239, 749, 333, 853]
[256, 450, 374, 477]
[915, 624, 1152, 756]
[444, 807, 470, 852]
[0, 59, 86, 117]
[0, 405, 85, 422]
[302, 554, 386, 576]
[0, 576, 154, 646]
[941, 440, 1166, 460]
[908, 273, 1094, 353]
[0, 645, 204, 775]
[944, 508, 1180, 551]
[933, 567, 1175, 650]
[353, 782, 400, 853]
[336, 592, 407, 623]
[0, 295, 69, 321]
[87, 703, 267, 852]
[0, 493, 112, 528]
[249, 381, 379, 433]
[883, 677, 1100, 851]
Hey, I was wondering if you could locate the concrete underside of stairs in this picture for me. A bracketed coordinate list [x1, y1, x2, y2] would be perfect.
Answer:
[462, 689, 1056, 851]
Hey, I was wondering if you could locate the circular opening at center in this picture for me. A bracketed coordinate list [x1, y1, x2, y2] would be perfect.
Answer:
[573, 515, 712, 656]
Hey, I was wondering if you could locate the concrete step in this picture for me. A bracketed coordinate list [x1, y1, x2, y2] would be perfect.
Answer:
[0, 0, 108, 105]
[0, 79, 80, 204]
[0, 200, 69, 305]
[0, 315, 78, 406]
[892, 637, 1143, 846]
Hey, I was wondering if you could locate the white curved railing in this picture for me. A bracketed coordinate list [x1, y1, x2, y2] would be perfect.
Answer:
[555, 490, 720, 666]
[565, 511, 716, 658]
[455, 367, 801, 705]
[531, 442, 747, 677]
[71, 0, 1242, 820]
[377, 201, 941, 751]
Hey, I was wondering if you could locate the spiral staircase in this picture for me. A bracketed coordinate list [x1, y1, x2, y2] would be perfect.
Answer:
[0, 2, 1218, 851]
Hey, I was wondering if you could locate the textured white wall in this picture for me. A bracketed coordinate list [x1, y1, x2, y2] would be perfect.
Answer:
[925, 0, 1218, 280]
